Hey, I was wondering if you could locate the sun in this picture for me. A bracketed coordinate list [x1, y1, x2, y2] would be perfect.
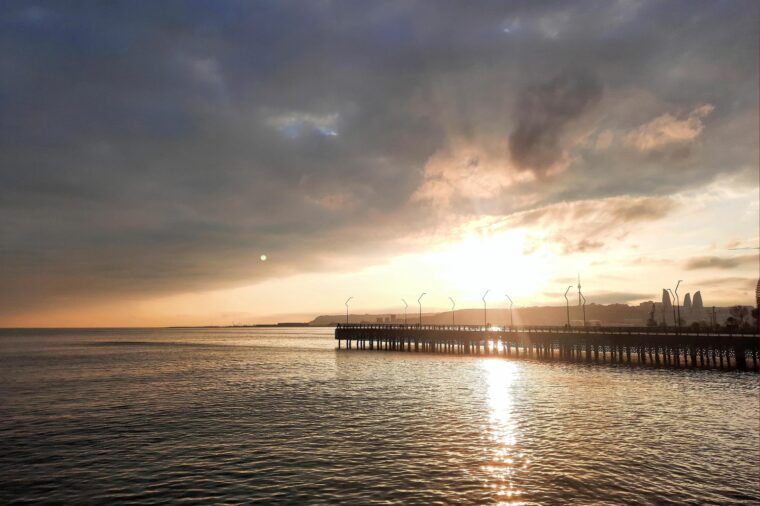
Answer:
[429, 228, 547, 300]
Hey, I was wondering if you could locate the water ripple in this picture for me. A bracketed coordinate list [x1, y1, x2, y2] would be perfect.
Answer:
[1, 328, 758, 504]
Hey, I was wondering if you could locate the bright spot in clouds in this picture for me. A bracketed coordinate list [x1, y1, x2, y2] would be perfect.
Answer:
[260, 254, 267, 262]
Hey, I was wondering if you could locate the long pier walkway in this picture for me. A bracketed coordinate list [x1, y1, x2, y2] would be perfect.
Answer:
[335, 323, 760, 371]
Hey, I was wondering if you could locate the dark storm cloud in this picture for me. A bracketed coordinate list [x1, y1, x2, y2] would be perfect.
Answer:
[0, 0, 757, 317]
[509, 70, 602, 174]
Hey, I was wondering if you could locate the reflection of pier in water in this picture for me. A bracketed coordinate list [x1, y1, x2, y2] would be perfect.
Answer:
[335, 324, 759, 371]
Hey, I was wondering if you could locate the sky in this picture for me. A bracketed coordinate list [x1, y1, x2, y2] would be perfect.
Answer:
[1, 0, 758, 327]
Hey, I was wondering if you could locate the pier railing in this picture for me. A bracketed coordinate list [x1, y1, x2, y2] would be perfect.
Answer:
[335, 323, 759, 371]
[336, 323, 758, 337]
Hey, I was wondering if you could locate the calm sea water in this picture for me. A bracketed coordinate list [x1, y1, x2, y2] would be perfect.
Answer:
[1, 327, 758, 504]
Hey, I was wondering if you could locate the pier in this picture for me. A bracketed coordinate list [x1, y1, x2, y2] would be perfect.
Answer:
[335, 324, 760, 371]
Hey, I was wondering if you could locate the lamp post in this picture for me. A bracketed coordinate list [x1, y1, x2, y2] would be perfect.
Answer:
[482, 289, 490, 329]
[345, 296, 353, 325]
[417, 292, 426, 327]
[564, 285, 573, 327]
[401, 299, 408, 326]
[674, 280, 682, 328]
[667, 289, 677, 328]
[449, 297, 456, 326]
[505, 294, 513, 330]
[580, 293, 587, 327]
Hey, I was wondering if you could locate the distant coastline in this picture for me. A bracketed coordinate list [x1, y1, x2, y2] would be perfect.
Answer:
[1, 302, 752, 331]
[168, 322, 312, 329]
[179, 301, 755, 330]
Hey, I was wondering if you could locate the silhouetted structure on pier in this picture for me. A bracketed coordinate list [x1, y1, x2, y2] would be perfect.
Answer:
[335, 324, 759, 371]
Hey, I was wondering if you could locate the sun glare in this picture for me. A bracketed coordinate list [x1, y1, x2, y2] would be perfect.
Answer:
[430, 228, 547, 300]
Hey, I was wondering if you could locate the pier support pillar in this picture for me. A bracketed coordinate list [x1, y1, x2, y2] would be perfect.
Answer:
[734, 346, 747, 370]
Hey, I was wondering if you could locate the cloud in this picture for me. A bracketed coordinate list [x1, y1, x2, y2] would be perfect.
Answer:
[509, 195, 676, 229]
[561, 238, 604, 254]
[0, 1, 757, 320]
[412, 144, 518, 206]
[624, 104, 714, 152]
[267, 112, 340, 138]
[509, 70, 602, 176]
[494, 195, 677, 256]
[696, 277, 757, 289]
[685, 254, 757, 270]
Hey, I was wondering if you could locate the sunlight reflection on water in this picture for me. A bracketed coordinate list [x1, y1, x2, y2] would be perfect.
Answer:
[483, 359, 526, 503]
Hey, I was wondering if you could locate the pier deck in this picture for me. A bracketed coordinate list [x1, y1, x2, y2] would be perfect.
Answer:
[335, 324, 760, 371]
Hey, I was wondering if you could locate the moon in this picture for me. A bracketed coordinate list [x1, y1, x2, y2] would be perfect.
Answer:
[260, 254, 267, 262]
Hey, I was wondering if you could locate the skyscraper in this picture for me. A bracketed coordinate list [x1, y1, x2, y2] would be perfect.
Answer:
[692, 291, 704, 311]
[661, 289, 672, 325]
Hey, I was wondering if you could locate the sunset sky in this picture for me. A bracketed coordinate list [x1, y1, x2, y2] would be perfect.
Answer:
[1, 1, 758, 327]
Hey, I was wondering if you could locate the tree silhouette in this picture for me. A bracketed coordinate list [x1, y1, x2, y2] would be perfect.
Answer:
[729, 305, 748, 326]
[647, 303, 657, 327]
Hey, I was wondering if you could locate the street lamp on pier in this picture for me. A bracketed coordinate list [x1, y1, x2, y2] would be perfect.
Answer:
[345, 296, 353, 325]
[482, 289, 490, 329]
[505, 294, 513, 330]
[564, 286, 573, 327]
[449, 297, 456, 326]
[667, 289, 677, 327]
[417, 293, 426, 327]
[674, 280, 682, 328]
[580, 293, 587, 327]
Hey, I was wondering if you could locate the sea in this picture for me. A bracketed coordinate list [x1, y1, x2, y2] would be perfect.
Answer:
[1, 327, 758, 504]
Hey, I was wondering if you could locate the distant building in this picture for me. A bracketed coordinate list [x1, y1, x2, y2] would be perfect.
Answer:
[692, 291, 704, 311]
[683, 293, 691, 309]
[661, 289, 672, 324]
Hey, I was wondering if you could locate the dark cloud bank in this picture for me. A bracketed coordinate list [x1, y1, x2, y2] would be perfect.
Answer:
[509, 70, 602, 175]
[0, 1, 757, 317]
